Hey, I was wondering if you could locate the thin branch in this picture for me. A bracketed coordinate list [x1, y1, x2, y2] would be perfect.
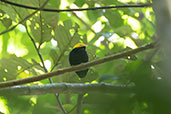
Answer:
[26, 22, 68, 114]
[0, 83, 134, 96]
[0, 12, 35, 35]
[0, 42, 156, 88]
[77, 94, 84, 114]
[25, 26, 48, 73]
[17, 64, 39, 75]
[0, 0, 49, 36]
[10, 2, 47, 73]
[68, 104, 78, 114]
[25, 1, 67, 111]
[0, 0, 152, 12]
[55, 93, 68, 114]
[50, 48, 65, 72]
[50, 29, 78, 72]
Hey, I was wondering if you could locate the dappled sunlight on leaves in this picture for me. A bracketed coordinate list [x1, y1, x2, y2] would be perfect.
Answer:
[1, 0, 168, 113]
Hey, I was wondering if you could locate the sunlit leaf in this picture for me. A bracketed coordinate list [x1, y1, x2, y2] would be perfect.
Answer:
[1, 17, 12, 28]
[0, 55, 37, 81]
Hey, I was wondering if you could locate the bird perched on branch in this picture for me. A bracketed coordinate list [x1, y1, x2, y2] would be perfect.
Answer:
[69, 43, 89, 78]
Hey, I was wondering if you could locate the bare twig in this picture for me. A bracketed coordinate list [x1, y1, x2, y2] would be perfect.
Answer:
[68, 104, 78, 114]
[77, 94, 84, 114]
[25, 2, 67, 111]
[25, 27, 47, 72]
[55, 93, 68, 114]
[17, 64, 39, 75]
[0, 83, 134, 96]
[0, 42, 156, 88]
[5, 0, 67, 113]
[0, 0, 152, 12]
[0, 12, 35, 35]
[26, 25, 67, 114]
[50, 30, 78, 72]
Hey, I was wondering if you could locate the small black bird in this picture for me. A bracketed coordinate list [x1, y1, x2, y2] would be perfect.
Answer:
[69, 43, 89, 78]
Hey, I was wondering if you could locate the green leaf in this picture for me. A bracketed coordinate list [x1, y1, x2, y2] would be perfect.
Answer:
[29, 1, 58, 44]
[5, 96, 32, 114]
[104, 10, 123, 29]
[29, 14, 52, 44]
[49, 48, 59, 65]
[84, 93, 133, 114]
[54, 24, 71, 51]
[74, 0, 86, 7]
[1, 17, 12, 28]
[0, 4, 18, 22]
[101, 0, 119, 5]
[0, 9, 5, 17]
[54, 21, 80, 52]
[0, 55, 37, 81]
[0, 34, 9, 55]
[86, 3, 102, 24]
[32, 95, 59, 114]
[47, 0, 61, 8]
[63, 20, 73, 30]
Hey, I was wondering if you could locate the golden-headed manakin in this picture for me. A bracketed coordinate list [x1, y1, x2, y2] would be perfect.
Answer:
[69, 43, 88, 78]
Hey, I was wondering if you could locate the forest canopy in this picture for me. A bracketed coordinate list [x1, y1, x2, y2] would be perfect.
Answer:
[0, 0, 170, 114]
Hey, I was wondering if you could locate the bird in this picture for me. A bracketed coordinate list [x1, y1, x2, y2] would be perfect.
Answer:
[69, 43, 89, 78]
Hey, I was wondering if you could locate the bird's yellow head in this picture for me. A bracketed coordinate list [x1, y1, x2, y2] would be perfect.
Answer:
[73, 43, 87, 49]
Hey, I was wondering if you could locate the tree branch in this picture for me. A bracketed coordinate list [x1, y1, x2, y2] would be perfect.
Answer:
[0, 83, 134, 96]
[26, 21, 68, 114]
[0, 0, 152, 12]
[55, 93, 68, 114]
[0, 42, 156, 88]
[68, 104, 78, 114]
[25, 26, 47, 72]
[77, 94, 84, 114]
[50, 29, 78, 72]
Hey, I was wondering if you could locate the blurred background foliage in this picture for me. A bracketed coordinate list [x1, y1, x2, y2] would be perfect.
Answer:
[0, 0, 170, 114]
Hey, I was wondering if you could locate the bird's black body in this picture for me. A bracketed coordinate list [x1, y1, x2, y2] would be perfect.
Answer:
[69, 46, 88, 78]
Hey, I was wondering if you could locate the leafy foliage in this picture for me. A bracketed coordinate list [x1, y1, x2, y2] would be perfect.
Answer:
[0, 0, 170, 114]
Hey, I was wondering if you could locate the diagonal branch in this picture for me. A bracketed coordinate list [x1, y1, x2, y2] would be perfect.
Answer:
[50, 29, 79, 72]
[26, 18, 68, 114]
[0, 0, 152, 12]
[77, 94, 84, 114]
[68, 104, 78, 114]
[24, 1, 67, 112]
[25, 25, 48, 73]
[0, 83, 134, 96]
[0, 42, 156, 88]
